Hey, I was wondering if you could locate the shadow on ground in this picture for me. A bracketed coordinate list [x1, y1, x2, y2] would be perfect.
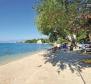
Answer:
[43, 50, 91, 73]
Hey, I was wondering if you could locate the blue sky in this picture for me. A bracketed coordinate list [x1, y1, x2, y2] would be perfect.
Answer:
[0, 0, 47, 42]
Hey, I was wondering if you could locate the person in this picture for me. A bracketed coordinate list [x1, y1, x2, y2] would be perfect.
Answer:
[62, 43, 68, 51]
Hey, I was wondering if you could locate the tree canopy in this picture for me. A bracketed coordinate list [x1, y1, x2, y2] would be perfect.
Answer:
[35, 0, 91, 42]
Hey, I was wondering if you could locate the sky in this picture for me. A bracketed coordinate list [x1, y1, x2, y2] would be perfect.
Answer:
[0, 0, 47, 42]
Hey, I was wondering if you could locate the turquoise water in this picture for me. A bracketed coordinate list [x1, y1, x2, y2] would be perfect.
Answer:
[0, 43, 51, 64]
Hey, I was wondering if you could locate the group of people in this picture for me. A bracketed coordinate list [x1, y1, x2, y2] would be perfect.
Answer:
[48, 43, 69, 53]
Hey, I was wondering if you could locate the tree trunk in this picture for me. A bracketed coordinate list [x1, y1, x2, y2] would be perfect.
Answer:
[70, 34, 77, 51]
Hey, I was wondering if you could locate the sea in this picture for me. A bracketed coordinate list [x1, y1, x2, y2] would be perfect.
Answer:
[0, 43, 52, 64]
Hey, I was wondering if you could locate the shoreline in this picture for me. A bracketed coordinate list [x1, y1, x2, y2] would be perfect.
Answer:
[0, 50, 47, 66]
[0, 50, 48, 84]
[0, 43, 51, 65]
[0, 50, 91, 84]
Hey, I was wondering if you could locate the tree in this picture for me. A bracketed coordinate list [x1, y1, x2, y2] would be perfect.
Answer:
[36, 0, 80, 42]
[77, 0, 91, 42]
[35, 0, 91, 44]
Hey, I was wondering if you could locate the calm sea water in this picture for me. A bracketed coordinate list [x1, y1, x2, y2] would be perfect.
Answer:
[0, 43, 52, 64]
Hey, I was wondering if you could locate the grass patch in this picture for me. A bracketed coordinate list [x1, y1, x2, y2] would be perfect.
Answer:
[81, 59, 91, 64]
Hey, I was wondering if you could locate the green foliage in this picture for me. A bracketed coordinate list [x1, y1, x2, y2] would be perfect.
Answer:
[35, 0, 91, 42]
[25, 38, 49, 43]
[81, 59, 91, 64]
[25, 39, 37, 43]
[35, 0, 79, 40]
[77, 30, 86, 42]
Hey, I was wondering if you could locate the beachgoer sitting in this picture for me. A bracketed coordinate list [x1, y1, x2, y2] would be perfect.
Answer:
[61, 43, 68, 51]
